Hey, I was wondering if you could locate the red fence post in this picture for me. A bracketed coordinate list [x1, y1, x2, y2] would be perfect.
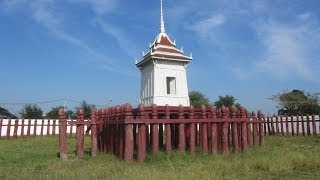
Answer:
[240, 108, 248, 152]
[178, 105, 186, 152]
[189, 106, 196, 154]
[291, 115, 295, 136]
[252, 112, 259, 146]
[285, 116, 289, 136]
[124, 104, 134, 162]
[210, 106, 218, 155]
[34, 119, 37, 136]
[312, 115, 316, 136]
[301, 115, 305, 136]
[41, 119, 44, 136]
[165, 105, 172, 154]
[306, 115, 311, 136]
[137, 103, 146, 163]
[151, 104, 159, 154]
[91, 109, 99, 158]
[201, 105, 208, 154]
[246, 111, 252, 146]
[21, 119, 25, 137]
[0, 119, 2, 139]
[52, 119, 56, 135]
[13, 119, 18, 139]
[280, 116, 284, 135]
[221, 106, 229, 155]
[258, 111, 265, 146]
[6, 119, 11, 139]
[231, 107, 239, 153]
[275, 116, 279, 135]
[266, 116, 271, 136]
[59, 108, 68, 160]
[76, 109, 84, 158]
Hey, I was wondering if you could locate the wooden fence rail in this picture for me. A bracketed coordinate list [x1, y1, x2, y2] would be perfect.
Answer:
[59, 104, 265, 162]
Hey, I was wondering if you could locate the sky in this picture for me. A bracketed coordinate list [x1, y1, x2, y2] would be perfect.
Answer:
[0, 0, 319, 115]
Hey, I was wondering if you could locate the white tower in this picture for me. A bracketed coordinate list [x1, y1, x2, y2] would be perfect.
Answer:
[136, 0, 192, 106]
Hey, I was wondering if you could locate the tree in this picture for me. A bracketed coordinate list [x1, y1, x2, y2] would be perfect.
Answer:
[76, 101, 96, 119]
[0, 106, 17, 119]
[270, 89, 320, 115]
[45, 106, 76, 119]
[189, 91, 210, 107]
[20, 104, 43, 119]
[214, 95, 241, 108]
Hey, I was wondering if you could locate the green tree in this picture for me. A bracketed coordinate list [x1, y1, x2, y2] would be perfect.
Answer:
[45, 106, 76, 119]
[270, 89, 320, 115]
[0, 106, 17, 119]
[189, 91, 210, 107]
[214, 95, 241, 108]
[20, 104, 43, 119]
[76, 101, 95, 119]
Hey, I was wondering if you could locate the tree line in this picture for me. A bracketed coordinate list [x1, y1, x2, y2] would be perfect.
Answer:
[1, 89, 319, 119]
[0, 101, 94, 119]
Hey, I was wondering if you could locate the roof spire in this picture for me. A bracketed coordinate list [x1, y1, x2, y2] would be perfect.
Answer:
[160, 0, 165, 33]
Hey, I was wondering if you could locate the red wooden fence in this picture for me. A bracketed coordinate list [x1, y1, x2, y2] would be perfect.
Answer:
[59, 104, 265, 162]
[265, 115, 320, 136]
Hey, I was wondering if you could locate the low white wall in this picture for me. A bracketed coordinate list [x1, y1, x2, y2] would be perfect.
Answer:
[0, 119, 90, 137]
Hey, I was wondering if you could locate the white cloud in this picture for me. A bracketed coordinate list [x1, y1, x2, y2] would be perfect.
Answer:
[92, 18, 139, 58]
[67, 0, 117, 15]
[189, 14, 226, 37]
[235, 18, 320, 83]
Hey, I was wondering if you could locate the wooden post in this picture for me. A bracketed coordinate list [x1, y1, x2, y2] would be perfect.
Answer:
[246, 111, 252, 146]
[21, 119, 25, 137]
[291, 115, 295, 136]
[27, 119, 31, 137]
[91, 109, 99, 158]
[41, 119, 44, 136]
[137, 103, 146, 163]
[312, 115, 316, 136]
[306, 115, 311, 136]
[240, 108, 248, 152]
[47, 119, 51, 136]
[285, 116, 289, 136]
[59, 108, 68, 160]
[165, 105, 172, 154]
[267, 117, 271, 136]
[0, 119, 2, 139]
[13, 119, 18, 139]
[189, 106, 195, 154]
[201, 105, 208, 154]
[178, 105, 186, 152]
[210, 106, 218, 155]
[6, 119, 11, 139]
[280, 116, 284, 135]
[252, 112, 259, 146]
[151, 104, 159, 154]
[258, 111, 265, 146]
[52, 119, 56, 135]
[76, 109, 85, 158]
[34, 119, 38, 136]
[275, 116, 279, 135]
[301, 115, 305, 136]
[297, 115, 300, 136]
[221, 106, 229, 154]
[231, 107, 239, 153]
[124, 104, 134, 162]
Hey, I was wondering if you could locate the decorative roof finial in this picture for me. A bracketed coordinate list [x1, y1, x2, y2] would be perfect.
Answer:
[160, 0, 165, 33]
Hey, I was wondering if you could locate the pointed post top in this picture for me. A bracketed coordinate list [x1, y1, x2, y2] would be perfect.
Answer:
[160, 0, 165, 33]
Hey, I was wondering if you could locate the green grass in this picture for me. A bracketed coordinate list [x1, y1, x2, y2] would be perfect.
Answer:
[0, 136, 320, 179]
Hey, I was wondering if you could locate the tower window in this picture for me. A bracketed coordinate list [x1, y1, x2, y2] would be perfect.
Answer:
[166, 77, 176, 95]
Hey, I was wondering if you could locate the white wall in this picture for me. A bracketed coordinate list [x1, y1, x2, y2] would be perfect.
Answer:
[0, 119, 89, 137]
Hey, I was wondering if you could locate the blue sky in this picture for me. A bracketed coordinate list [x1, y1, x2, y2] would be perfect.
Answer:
[0, 0, 319, 114]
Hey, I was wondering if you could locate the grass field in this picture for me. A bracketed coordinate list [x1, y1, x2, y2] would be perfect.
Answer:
[0, 136, 320, 179]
